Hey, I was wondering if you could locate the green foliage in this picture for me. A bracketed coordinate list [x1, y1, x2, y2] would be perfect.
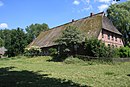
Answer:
[10, 28, 27, 56]
[107, 1, 130, 45]
[85, 38, 117, 58]
[26, 23, 49, 44]
[48, 48, 58, 56]
[55, 26, 84, 56]
[56, 26, 84, 45]
[0, 37, 4, 47]
[118, 46, 130, 58]
[0, 23, 49, 57]
[24, 46, 41, 57]
[0, 28, 27, 57]
[0, 29, 11, 53]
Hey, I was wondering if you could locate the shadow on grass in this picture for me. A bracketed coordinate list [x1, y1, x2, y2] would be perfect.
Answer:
[0, 67, 90, 87]
[127, 74, 130, 77]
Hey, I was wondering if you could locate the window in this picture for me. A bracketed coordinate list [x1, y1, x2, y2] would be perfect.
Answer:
[115, 37, 117, 41]
[102, 31, 104, 38]
[108, 34, 110, 40]
[102, 33, 104, 38]
[120, 39, 122, 43]
[112, 35, 114, 41]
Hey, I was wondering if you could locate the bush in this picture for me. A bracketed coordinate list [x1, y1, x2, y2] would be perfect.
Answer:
[85, 38, 117, 58]
[24, 46, 41, 57]
[48, 48, 58, 56]
[118, 46, 130, 58]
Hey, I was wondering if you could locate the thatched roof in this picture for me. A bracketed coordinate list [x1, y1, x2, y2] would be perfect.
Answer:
[102, 16, 122, 35]
[0, 47, 7, 55]
[28, 12, 122, 48]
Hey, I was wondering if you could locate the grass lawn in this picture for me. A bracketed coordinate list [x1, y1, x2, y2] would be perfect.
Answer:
[0, 56, 130, 87]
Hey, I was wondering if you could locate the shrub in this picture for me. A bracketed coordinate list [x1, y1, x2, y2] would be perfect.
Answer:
[48, 48, 58, 56]
[85, 38, 117, 58]
[118, 46, 130, 58]
[24, 46, 41, 57]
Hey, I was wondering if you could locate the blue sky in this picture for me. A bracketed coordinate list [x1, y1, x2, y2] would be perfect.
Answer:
[0, 0, 127, 29]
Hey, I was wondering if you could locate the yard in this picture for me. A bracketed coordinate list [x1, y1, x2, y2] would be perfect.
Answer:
[0, 56, 130, 87]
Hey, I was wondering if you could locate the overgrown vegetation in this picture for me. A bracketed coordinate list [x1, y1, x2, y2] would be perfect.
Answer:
[0, 28, 27, 57]
[55, 26, 84, 57]
[118, 46, 130, 58]
[85, 38, 117, 58]
[24, 46, 41, 57]
[0, 23, 49, 57]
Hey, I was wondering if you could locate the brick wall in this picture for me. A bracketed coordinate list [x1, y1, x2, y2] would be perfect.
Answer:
[98, 29, 124, 48]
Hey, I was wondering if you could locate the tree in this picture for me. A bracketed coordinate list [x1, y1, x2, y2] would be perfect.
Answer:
[0, 29, 12, 56]
[9, 28, 27, 56]
[0, 37, 4, 47]
[107, 1, 130, 46]
[0, 28, 27, 57]
[56, 26, 84, 56]
[25, 23, 49, 44]
[85, 38, 117, 58]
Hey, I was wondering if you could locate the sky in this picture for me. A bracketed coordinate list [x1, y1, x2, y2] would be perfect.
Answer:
[0, 0, 127, 30]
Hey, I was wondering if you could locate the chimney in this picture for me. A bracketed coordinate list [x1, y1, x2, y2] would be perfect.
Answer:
[90, 13, 94, 17]
[72, 19, 75, 22]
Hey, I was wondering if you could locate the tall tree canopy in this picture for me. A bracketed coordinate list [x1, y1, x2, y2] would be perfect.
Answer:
[26, 23, 49, 44]
[107, 1, 130, 46]
[0, 28, 27, 57]
[9, 28, 27, 56]
[56, 26, 84, 56]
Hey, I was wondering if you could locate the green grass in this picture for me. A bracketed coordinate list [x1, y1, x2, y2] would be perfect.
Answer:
[0, 56, 130, 87]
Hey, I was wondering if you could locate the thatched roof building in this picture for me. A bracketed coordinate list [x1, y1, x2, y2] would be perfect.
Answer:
[28, 12, 123, 48]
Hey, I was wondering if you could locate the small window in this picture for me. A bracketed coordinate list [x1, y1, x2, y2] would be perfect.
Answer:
[112, 35, 114, 41]
[108, 34, 110, 40]
[120, 39, 122, 43]
[102, 34, 104, 38]
[115, 37, 117, 41]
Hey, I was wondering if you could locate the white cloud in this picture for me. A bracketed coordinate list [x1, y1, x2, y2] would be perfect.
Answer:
[0, 1, 4, 7]
[0, 23, 8, 29]
[81, 0, 90, 4]
[97, 0, 111, 3]
[73, 0, 80, 5]
[82, 5, 92, 11]
[73, 0, 90, 5]
[98, 4, 109, 12]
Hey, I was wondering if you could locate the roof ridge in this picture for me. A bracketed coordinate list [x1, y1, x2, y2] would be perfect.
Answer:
[44, 12, 105, 32]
